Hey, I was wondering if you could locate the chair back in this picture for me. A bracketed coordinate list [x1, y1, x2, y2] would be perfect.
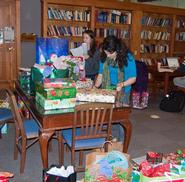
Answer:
[73, 103, 113, 143]
[6, 89, 26, 138]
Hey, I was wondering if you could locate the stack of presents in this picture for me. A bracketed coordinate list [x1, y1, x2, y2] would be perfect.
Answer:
[19, 37, 116, 111]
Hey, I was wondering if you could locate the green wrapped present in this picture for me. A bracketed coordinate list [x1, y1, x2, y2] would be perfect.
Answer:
[36, 83, 76, 100]
[36, 92, 76, 110]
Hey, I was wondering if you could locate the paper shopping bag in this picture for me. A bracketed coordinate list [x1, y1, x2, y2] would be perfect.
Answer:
[85, 150, 132, 182]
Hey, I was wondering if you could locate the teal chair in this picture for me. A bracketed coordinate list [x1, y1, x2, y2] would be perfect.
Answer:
[0, 89, 13, 138]
[60, 103, 113, 172]
[7, 89, 40, 173]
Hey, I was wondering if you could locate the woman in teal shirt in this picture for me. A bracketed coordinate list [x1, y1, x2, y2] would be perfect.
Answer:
[95, 35, 137, 106]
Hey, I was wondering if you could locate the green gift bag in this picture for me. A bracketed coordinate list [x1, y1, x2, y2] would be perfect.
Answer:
[51, 69, 69, 78]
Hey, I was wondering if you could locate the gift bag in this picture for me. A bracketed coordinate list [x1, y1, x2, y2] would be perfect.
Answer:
[36, 37, 69, 64]
[85, 148, 132, 182]
[43, 165, 76, 182]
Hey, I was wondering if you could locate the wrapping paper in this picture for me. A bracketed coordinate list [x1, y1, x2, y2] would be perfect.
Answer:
[36, 92, 76, 110]
[76, 88, 116, 103]
[43, 78, 76, 89]
[36, 83, 76, 100]
[76, 78, 93, 89]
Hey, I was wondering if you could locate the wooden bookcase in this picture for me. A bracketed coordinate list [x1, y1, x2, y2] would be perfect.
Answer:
[140, 12, 173, 66]
[0, 0, 20, 89]
[41, 0, 185, 61]
[173, 15, 185, 56]
[41, 0, 92, 48]
[94, 7, 132, 47]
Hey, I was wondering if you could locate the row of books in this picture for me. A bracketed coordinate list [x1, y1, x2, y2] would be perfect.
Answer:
[140, 44, 169, 54]
[47, 25, 88, 36]
[95, 28, 130, 39]
[48, 7, 90, 22]
[142, 16, 172, 27]
[140, 58, 155, 66]
[141, 30, 170, 41]
[176, 19, 185, 28]
[96, 10, 131, 24]
[69, 42, 81, 49]
[175, 32, 185, 41]
[141, 58, 167, 67]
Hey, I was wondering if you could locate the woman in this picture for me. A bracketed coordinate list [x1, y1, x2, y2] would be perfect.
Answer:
[95, 35, 136, 141]
[95, 35, 137, 106]
[82, 30, 100, 81]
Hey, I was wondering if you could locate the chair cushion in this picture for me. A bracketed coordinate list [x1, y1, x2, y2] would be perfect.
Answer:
[62, 128, 105, 150]
[23, 119, 39, 138]
[0, 108, 13, 122]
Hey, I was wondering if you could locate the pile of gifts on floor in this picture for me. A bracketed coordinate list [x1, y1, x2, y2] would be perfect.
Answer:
[132, 149, 185, 182]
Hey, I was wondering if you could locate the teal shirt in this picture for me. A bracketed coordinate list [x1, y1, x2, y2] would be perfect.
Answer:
[99, 53, 136, 93]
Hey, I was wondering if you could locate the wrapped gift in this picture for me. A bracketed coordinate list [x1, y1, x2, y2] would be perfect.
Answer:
[36, 83, 76, 100]
[36, 92, 76, 110]
[76, 88, 116, 103]
[146, 152, 163, 164]
[43, 78, 76, 89]
[76, 78, 93, 89]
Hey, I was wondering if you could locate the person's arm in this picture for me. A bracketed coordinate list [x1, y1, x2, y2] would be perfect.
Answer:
[117, 77, 136, 91]
[116, 53, 137, 91]
[94, 74, 102, 88]
[94, 61, 103, 88]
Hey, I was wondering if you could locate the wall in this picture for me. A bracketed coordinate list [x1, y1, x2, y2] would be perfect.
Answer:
[20, 0, 41, 68]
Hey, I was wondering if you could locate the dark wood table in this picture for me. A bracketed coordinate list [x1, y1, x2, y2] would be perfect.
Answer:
[148, 66, 185, 99]
[15, 82, 132, 168]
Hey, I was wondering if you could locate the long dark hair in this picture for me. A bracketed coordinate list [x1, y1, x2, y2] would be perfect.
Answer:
[101, 35, 130, 68]
[82, 30, 96, 57]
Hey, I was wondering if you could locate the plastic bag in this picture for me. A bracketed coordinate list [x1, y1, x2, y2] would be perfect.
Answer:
[36, 37, 69, 64]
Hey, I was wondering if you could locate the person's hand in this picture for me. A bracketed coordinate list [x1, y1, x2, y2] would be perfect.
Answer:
[116, 82, 124, 92]
[83, 54, 89, 59]
[0, 172, 14, 178]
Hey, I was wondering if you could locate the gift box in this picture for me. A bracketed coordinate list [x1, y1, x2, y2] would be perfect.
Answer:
[146, 151, 163, 164]
[36, 92, 76, 110]
[76, 78, 93, 89]
[36, 83, 76, 100]
[43, 78, 76, 89]
[76, 88, 116, 103]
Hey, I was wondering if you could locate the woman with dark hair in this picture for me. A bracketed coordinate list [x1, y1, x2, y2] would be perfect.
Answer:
[95, 35, 136, 106]
[82, 30, 100, 81]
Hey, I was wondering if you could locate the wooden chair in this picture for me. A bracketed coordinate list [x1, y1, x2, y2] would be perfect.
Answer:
[60, 103, 113, 172]
[7, 89, 40, 173]
[0, 89, 14, 138]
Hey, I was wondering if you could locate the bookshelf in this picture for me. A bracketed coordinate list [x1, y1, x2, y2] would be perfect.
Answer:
[41, 0, 92, 48]
[173, 15, 185, 56]
[140, 13, 173, 66]
[41, 0, 185, 60]
[94, 8, 132, 47]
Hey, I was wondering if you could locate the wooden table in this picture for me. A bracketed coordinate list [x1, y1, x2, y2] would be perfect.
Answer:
[15, 82, 132, 168]
[148, 66, 185, 99]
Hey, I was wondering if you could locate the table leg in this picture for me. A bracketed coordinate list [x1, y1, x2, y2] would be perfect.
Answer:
[39, 130, 55, 168]
[120, 119, 132, 153]
[164, 73, 169, 94]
